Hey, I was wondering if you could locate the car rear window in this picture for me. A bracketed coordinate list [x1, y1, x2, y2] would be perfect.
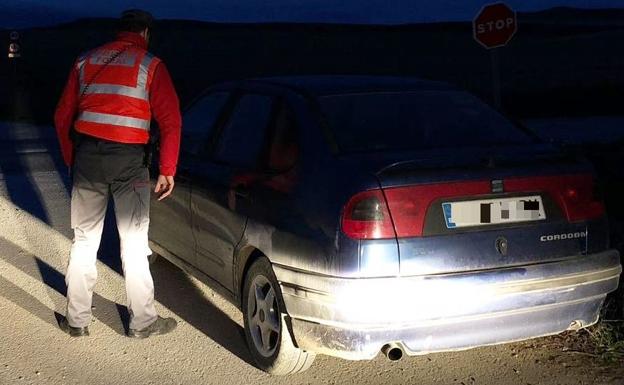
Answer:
[319, 91, 532, 153]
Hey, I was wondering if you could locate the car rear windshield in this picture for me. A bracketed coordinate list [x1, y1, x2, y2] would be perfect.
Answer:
[319, 91, 533, 153]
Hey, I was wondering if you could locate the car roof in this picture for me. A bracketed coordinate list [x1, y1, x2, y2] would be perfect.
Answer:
[217, 75, 456, 97]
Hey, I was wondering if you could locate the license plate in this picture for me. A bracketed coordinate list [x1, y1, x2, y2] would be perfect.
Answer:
[442, 195, 546, 229]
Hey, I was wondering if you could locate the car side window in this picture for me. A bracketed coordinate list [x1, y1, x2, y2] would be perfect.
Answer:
[213, 94, 274, 169]
[182, 92, 230, 155]
[264, 100, 300, 172]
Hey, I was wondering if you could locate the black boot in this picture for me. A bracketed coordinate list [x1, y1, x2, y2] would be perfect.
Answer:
[127, 316, 177, 339]
[59, 318, 90, 337]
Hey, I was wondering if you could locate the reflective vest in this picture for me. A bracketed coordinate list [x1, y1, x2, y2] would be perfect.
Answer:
[74, 41, 161, 144]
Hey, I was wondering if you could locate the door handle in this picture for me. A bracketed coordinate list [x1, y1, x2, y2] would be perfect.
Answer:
[233, 186, 250, 199]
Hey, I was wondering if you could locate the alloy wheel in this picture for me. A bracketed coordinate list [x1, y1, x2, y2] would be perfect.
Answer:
[247, 274, 281, 357]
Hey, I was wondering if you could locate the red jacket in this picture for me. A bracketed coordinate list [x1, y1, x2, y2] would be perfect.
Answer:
[54, 32, 181, 176]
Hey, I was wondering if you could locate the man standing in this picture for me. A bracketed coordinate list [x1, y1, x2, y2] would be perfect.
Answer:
[54, 10, 181, 338]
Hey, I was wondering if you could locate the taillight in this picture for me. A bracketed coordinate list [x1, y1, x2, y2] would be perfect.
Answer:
[384, 181, 489, 237]
[341, 190, 395, 239]
[558, 175, 605, 222]
[343, 173, 604, 240]
[506, 174, 605, 222]
[344, 181, 490, 239]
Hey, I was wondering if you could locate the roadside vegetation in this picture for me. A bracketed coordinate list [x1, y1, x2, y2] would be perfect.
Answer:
[539, 297, 624, 364]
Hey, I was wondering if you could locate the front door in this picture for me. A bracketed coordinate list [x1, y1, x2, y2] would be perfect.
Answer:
[150, 91, 232, 268]
[149, 167, 194, 263]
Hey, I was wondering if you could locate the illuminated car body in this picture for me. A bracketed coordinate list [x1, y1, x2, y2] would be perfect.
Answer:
[149, 76, 621, 361]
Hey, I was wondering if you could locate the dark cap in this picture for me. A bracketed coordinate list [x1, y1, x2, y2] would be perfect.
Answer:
[118, 9, 155, 32]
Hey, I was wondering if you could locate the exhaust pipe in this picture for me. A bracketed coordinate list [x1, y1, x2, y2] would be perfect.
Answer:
[381, 343, 404, 361]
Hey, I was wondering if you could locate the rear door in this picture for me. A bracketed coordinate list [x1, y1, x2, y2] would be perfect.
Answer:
[191, 93, 275, 290]
[233, 98, 302, 223]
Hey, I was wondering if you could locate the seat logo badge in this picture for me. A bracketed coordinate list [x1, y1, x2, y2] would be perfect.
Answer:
[491, 180, 504, 193]
[495, 236, 508, 256]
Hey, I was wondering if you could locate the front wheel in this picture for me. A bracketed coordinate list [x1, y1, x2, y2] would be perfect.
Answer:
[242, 257, 315, 375]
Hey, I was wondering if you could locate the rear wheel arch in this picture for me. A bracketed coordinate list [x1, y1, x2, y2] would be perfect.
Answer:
[236, 246, 265, 305]
[237, 248, 299, 344]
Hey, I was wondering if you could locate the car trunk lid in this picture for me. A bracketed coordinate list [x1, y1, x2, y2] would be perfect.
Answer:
[366, 146, 604, 276]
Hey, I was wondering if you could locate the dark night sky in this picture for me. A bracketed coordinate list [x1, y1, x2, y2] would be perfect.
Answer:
[3, 0, 624, 28]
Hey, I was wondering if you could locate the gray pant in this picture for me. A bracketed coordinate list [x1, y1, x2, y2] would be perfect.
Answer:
[66, 137, 157, 330]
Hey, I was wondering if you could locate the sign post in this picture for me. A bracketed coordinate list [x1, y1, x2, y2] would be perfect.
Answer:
[473, 3, 517, 109]
[8, 31, 21, 84]
[8, 31, 26, 120]
[490, 48, 501, 108]
[8, 31, 21, 59]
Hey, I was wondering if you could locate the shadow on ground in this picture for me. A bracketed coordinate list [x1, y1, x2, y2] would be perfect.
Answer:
[0, 237, 126, 334]
[0, 234, 254, 366]
[150, 257, 254, 366]
[93, 176, 254, 365]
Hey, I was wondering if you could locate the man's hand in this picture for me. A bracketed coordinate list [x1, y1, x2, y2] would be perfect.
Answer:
[154, 175, 175, 201]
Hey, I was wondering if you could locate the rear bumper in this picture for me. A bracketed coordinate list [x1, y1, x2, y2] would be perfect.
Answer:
[274, 250, 621, 360]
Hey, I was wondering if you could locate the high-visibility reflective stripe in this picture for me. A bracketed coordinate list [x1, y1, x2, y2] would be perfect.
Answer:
[76, 58, 87, 71]
[77, 111, 150, 130]
[82, 84, 149, 100]
[137, 53, 155, 89]
[77, 59, 87, 89]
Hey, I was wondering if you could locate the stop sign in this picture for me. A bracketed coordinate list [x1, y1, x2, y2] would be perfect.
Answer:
[473, 2, 517, 49]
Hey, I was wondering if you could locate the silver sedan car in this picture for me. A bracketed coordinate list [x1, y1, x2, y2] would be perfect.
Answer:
[149, 76, 622, 374]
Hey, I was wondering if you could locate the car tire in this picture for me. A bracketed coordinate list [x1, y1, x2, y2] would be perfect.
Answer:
[242, 257, 315, 375]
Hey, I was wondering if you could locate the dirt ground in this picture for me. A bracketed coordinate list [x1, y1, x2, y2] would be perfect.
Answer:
[0, 122, 623, 385]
